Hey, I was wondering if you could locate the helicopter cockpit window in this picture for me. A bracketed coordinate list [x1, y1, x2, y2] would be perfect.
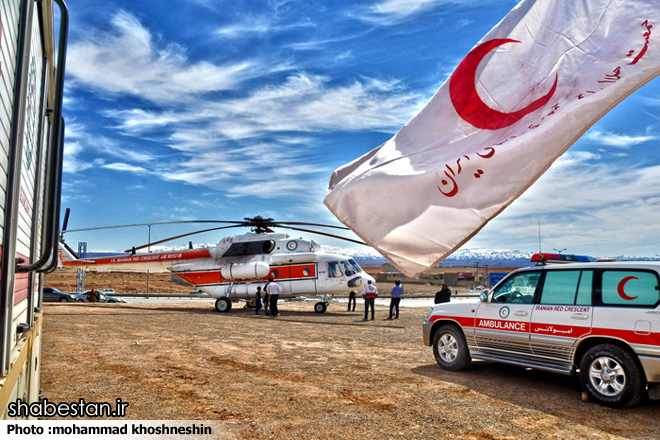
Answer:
[341, 260, 356, 276]
[328, 262, 343, 278]
[348, 259, 362, 274]
[223, 240, 276, 257]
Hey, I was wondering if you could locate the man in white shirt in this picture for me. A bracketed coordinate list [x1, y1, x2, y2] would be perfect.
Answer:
[266, 277, 282, 318]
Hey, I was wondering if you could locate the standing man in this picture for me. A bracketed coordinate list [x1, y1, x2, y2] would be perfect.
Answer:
[255, 286, 263, 315]
[362, 280, 378, 321]
[347, 290, 356, 312]
[388, 280, 403, 320]
[263, 280, 271, 316]
[267, 277, 281, 318]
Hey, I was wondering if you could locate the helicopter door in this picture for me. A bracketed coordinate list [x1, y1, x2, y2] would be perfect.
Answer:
[319, 261, 346, 293]
[289, 264, 318, 295]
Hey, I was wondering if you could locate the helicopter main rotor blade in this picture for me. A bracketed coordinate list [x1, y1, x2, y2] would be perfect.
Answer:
[125, 225, 243, 252]
[278, 225, 368, 246]
[271, 221, 350, 230]
[65, 220, 245, 234]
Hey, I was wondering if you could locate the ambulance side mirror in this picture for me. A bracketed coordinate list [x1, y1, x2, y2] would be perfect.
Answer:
[479, 290, 490, 303]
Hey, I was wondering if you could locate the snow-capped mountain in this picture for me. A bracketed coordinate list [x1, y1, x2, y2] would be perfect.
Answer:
[322, 246, 535, 267]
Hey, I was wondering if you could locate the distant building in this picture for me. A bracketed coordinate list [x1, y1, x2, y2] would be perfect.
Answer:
[376, 263, 520, 288]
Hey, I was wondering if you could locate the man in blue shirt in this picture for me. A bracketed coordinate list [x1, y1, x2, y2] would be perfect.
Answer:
[387, 280, 403, 320]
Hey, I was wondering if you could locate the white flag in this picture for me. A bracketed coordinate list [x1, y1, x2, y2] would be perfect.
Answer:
[325, 0, 660, 277]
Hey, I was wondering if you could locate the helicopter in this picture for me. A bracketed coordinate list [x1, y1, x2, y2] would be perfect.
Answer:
[58, 216, 375, 313]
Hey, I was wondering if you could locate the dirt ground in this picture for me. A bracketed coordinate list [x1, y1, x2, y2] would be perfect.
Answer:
[39, 300, 660, 440]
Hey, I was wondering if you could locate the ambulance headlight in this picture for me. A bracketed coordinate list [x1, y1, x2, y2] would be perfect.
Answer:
[426, 307, 434, 322]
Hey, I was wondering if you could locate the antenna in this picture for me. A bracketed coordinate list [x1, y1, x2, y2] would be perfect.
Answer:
[538, 219, 541, 254]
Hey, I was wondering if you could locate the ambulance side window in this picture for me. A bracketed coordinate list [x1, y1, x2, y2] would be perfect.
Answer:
[539, 270, 593, 305]
[492, 271, 540, 303]
[600, 270, 660, 307]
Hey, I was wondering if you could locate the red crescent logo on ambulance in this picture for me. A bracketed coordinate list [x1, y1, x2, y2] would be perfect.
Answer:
[617, 276, 639, 300]
[449, 39, 558, 130]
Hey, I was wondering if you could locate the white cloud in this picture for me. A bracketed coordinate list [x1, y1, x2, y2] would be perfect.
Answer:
[471, 151, 660, 256]
[100, 71, 423, 197]
[64, 123, 159, 176]
[67, 11, 256, 103]
[584, 129, 658, 148]
[110, 73, 422, 142]
[62, 141, 93, 174]
[102, 162, 152, 175]
[372, 0, 439, 18]
[215, 15, 316, 39]
[354, 0, 477, 25]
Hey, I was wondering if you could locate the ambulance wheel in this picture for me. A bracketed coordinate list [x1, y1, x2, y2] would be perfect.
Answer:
[433, 325, 470, 371]
[314, 302, 327, 313]
[579, 344, 644, 408]
[215, 297, 232, 313]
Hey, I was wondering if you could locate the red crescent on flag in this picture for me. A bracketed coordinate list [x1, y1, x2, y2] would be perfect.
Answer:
[449, 38, 558, 130]
[617, 276, 639, 300]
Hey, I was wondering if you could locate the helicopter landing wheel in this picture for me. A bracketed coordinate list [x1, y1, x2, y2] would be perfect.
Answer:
[314, 302, 327, 313]
[215, 297, 232, 313]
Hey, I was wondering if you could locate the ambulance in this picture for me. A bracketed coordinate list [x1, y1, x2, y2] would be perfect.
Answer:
[423, 253, 660, 407]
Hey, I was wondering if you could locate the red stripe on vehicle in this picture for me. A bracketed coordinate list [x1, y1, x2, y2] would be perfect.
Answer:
[432, 314, 660, 346]
[63, 249, 212, 267]
[531, 322, 590, 338]
[429, 315, 474, 328]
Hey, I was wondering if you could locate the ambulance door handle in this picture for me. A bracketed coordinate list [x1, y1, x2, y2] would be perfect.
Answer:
[571, 313, 589, 320]
[514, 311, 528, 317]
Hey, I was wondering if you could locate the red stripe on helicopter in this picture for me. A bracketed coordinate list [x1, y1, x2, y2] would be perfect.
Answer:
[62, 249, 213, 267]
[268, 264, 317, 280]
[175, 263, 317, 286]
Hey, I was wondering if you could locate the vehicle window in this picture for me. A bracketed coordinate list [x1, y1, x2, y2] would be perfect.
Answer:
[601, 270, 660, 307]
[341, 260, 356, 276]
[540, 270, 592, 305]
[348, 259, 362, 274]
[223, 240, 276, 257]
[328, 262, 343, 278]
[492, 271, 540, 303]
[576, 271, 593, 305]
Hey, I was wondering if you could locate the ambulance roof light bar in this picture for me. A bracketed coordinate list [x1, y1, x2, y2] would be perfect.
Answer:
[531, 253, 594, 265]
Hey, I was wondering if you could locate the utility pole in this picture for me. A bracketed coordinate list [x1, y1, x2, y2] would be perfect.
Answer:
[76, 242, 87, 293]
[146, 224, 151, 298]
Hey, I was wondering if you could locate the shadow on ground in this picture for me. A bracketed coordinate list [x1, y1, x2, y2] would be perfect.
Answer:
[413, 360, 660, 439]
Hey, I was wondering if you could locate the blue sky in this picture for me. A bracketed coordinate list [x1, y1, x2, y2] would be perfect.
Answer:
[60, 0, 660, 259]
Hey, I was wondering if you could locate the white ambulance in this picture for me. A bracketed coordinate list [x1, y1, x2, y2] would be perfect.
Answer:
[423, 254, 660, 407]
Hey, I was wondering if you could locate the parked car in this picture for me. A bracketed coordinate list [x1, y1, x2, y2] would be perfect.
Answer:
[42, 287, 78, 303]
[423, 255, 660, 408]
[74, 290, 127, 303]
[189, 289, 205, 294]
